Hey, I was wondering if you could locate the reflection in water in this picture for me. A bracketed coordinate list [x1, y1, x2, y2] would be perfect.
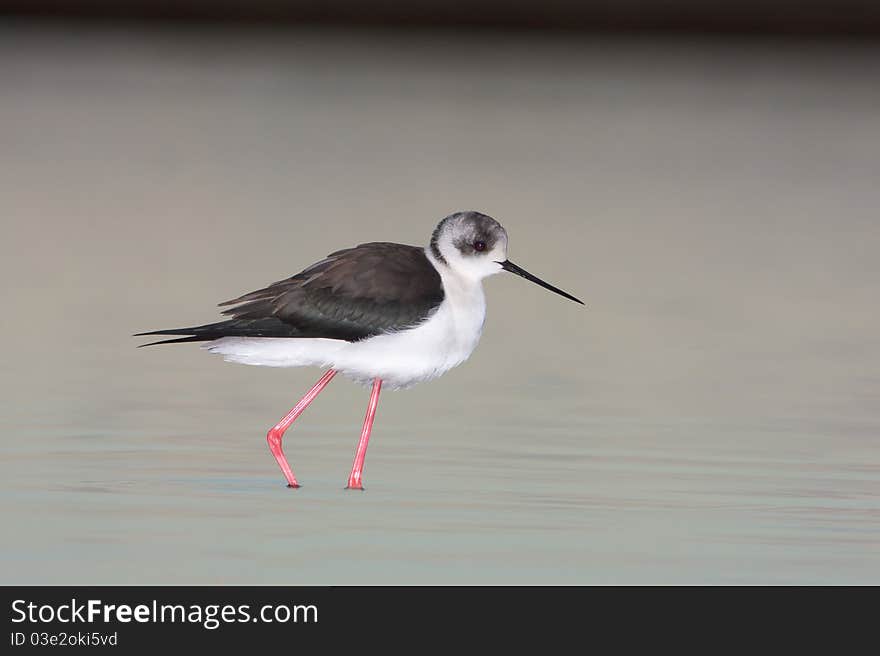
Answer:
[1, 24, 878, 584]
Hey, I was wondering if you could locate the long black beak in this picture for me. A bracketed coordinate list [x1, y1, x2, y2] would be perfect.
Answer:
[497, 260, 584, 305]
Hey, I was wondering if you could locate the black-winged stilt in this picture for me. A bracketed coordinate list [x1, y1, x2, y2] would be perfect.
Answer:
[136, 211, 583, 489]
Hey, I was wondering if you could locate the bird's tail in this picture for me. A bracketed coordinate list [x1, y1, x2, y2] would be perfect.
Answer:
[134, 317, 302, 347]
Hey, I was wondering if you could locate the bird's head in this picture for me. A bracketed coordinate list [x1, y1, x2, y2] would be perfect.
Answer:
[429, 210, 584, 304]
[429, 211, 509, 280]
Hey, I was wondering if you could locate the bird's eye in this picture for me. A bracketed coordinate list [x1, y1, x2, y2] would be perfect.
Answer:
[473, 240, 487, 252]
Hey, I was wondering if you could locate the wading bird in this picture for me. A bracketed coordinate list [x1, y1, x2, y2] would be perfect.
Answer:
[136, 211, 582, 489]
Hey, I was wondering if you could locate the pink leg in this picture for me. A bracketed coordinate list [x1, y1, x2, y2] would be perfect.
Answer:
[267, 369, 337, 488]
[346, 378, 382, 490]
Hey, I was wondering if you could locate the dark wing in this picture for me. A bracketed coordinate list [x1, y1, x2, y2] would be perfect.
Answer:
[135, 242, 444, 346]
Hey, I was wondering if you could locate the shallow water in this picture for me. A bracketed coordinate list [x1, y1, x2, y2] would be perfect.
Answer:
[1, 23, 878, 584]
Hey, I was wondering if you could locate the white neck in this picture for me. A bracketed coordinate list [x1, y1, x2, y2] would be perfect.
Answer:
[425, 246, 487, 330]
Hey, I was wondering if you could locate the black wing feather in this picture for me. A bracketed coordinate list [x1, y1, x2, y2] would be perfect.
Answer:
[135, 242, 444, 345]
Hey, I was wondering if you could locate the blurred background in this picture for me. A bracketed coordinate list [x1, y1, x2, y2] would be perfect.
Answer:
[1, 4, 878, 584]
[4, 1, 880, 34]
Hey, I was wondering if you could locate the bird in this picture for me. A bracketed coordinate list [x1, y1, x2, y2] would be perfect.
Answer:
[136, 211, 583, 490]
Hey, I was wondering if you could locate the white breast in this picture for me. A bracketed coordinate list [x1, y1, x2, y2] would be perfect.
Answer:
[204, 260, 487, 390]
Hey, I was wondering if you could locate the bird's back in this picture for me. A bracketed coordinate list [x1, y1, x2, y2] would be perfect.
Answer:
[137, 242, 445, 345]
